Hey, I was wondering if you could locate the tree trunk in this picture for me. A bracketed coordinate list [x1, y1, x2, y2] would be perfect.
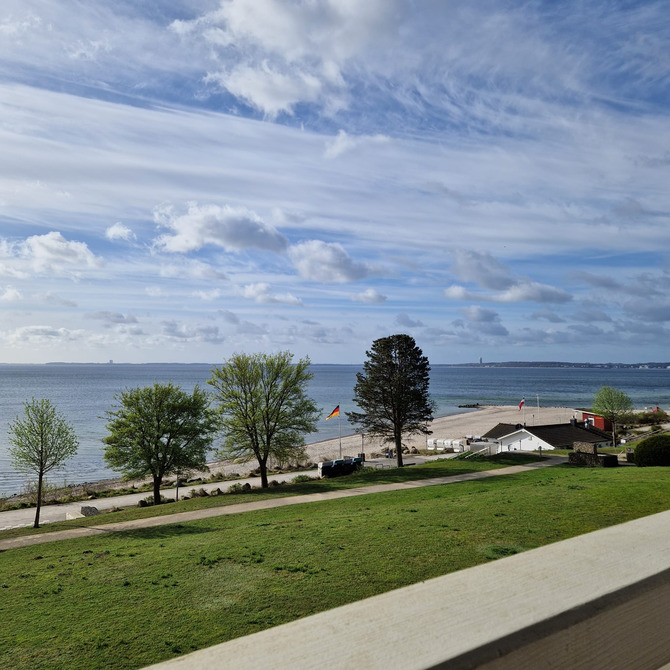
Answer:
[395, 431, 404, 468]
[34, 470, 43, 528]
[153, 477, 162, 505]
[259, 459, 269, 488]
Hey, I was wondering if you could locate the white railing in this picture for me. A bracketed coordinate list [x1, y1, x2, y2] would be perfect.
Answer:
[144, 509, 670, 670]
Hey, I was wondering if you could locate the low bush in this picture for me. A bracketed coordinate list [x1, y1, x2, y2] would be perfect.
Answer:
[139, 495, 170, 507]
[292, 474, 313, 484]
[634, 434, 670, 467]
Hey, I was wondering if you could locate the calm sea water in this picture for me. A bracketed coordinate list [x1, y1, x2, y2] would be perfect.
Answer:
[0, 363, 668, 496]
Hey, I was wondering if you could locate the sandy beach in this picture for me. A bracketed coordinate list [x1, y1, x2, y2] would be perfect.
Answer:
[207, 404, 580, 478]
[299, 404, 579, 462]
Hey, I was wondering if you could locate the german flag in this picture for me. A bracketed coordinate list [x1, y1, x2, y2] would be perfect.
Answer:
[326, 405, 340, 420]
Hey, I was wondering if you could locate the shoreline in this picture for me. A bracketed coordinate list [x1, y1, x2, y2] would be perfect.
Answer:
[3, 405, 579, 501]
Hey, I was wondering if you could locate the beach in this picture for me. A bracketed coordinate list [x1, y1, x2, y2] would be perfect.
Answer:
[209, 405, 579, 477]
[300, 404, 578, 461]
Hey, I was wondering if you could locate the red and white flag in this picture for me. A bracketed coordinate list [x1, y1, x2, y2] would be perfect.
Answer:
[518, 397, 525, 410]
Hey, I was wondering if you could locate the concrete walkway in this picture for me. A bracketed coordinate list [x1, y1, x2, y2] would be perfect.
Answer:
[0, 454, 451, 531]
[0, 457, 564, 552]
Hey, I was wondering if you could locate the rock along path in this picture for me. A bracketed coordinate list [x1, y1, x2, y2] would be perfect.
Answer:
[0, 457, 564, 552]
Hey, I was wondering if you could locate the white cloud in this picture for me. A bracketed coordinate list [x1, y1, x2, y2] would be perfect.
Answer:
[352, 288, 386, 303]
[461, 306, 501, 324]
[446, 251, 572, 304]
[37, 292, 78, 308]
[395, 313, 424, 328]
[153, 202, 288, 254]
[445, 281, 571, 305]
[161, 320, 225, 344]
[174, 0, 396, 116]
[87, 311, 138, 325]
[289, 240, 368, 282]
[450, 250, 516, 291]
[241, 282, 302, 305]
[2, 232, 103, 278]
[4, 325, 84, 346]
[206, 64, 327, 120]
[324, 130, 389, 159]
[159, 260, 228, 281]
[194, 289, 223, 301]
[0, 286, 22, 302]
[105, 222, 135, 242]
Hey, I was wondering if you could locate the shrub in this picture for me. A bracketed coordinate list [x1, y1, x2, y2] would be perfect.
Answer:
[227, 483, 244, 494]
[292, 474, 313, 484]
[139, 494, 170, 506]
[634, 434, 670, 467]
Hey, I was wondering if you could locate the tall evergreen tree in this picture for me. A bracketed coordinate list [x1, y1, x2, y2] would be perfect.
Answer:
[349, 334, 435, 467]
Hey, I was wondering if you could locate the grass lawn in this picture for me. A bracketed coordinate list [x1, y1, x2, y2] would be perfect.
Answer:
[0, 453, 544, 540]
[1, 463, 669, 669]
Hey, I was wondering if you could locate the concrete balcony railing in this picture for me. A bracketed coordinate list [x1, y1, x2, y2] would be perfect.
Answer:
[145, 509, 670, 670]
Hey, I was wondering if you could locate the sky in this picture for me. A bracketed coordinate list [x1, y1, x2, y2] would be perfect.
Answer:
[1, 0, 669, 365]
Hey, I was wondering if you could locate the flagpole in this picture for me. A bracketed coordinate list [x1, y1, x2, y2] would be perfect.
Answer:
[339, 407, 342, 459]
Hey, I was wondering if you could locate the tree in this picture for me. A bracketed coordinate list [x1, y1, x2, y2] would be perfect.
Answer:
[592, 385, 634, 447]
[8, 398, 79, 528]
[348, 334, 435, 467]
[103, 383, 217, 505]
[208, 351, 320, 488]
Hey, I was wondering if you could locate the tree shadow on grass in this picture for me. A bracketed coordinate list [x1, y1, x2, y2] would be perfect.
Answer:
[112, 523, 220, 542]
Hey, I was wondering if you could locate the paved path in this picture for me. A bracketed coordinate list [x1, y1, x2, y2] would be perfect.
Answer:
[0, 457, 563, 552]
[0, 454, 453, 531]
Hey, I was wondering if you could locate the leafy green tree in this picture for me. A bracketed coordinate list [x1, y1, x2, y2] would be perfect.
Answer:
[208, 351, 320, 488]
[592, 385, 634, 447]
[8, 398, 79, 528]
[349, 334, 435, 467]
[104, 383, 217, 504]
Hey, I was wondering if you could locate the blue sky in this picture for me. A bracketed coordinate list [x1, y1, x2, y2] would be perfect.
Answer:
[1, 0, 669, 364]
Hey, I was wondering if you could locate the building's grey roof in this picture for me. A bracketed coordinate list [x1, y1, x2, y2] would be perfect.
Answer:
[482, 422, 611, 448]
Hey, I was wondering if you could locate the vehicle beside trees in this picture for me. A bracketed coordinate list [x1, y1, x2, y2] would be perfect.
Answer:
[8, 398, 79, 528]
[208, 351, 320, 488]
[103, 383, 217, 505]
[348, 334, 435, 468]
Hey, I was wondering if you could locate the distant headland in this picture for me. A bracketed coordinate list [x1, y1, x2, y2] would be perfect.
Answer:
[440, 361, 670, 369]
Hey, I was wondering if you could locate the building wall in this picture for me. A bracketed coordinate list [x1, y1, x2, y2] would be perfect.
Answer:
[498, 431, 555, 452]
[582, 412, 612, 432]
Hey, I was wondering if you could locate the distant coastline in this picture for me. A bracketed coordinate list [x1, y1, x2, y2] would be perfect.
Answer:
[0, 361, 669, 369]
[438, 362, 670, 369]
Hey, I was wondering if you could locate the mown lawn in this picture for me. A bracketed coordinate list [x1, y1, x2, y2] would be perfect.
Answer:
[0, 453, 544, 540]
[1, 463, 669, 669]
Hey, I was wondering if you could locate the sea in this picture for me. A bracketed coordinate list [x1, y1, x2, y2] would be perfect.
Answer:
[0, 363, 668, 497]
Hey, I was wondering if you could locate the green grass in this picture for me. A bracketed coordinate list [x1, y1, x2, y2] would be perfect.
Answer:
[0, 453, 545, 540]
[1, 463, 669, 669]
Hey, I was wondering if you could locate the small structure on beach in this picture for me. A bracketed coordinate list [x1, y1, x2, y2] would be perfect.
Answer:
[481, 420, 611, 452]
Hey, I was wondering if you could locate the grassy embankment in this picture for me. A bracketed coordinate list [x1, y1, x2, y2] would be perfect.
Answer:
[1, 458, 669, 669]
[0, 453, 542, 540]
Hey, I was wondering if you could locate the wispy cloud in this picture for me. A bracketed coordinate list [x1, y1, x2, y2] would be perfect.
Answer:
[0, 1, 669, 363]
